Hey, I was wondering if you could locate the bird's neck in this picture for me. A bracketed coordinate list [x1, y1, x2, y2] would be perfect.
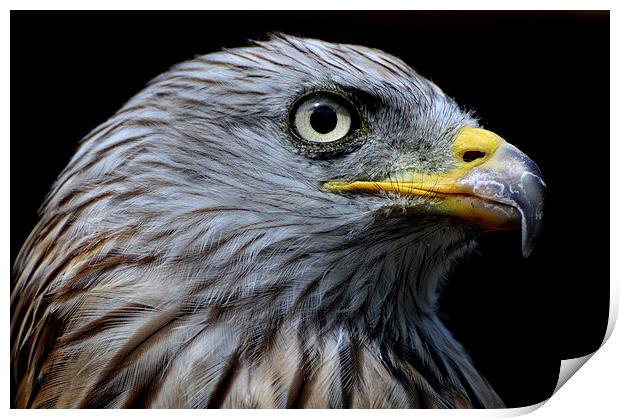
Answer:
[297, 216, 478, 337]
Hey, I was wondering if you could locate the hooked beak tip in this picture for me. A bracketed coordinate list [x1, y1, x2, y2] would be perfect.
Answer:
[517, 171, 546, 257]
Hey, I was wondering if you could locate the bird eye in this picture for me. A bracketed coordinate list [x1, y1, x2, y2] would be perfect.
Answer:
[289, 92, 361, 145]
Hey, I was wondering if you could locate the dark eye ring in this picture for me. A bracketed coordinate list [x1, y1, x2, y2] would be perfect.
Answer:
[288, 92, 362, 145]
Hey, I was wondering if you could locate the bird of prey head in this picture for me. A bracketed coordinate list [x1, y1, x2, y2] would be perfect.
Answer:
[12, 34, 545, 408]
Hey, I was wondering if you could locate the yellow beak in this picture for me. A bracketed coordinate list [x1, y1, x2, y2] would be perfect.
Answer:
[323, 127, 545, 257]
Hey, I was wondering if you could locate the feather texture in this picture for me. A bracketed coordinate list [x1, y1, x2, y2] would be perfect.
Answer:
[12, 34, 503, 408]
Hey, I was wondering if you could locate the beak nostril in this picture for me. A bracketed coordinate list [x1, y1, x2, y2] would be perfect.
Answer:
[462, 150, 486, 163]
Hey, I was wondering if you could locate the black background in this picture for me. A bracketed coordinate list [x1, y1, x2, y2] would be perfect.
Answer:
[11, 11, 610, 408]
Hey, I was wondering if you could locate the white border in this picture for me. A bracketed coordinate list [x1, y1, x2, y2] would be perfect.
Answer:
[4, 2, 617, 417]
[0, 0, 617, 11]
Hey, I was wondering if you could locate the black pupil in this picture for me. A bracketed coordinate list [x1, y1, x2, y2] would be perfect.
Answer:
[310, 105, 338, 134]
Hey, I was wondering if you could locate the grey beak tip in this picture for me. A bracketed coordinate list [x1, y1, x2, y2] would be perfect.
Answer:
[522, 242, 534, 258]
[520, 209, 544, 258]
[513, 159, 545, 259]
